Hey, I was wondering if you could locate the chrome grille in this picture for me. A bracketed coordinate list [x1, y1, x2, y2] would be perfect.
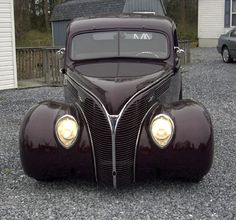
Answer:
[80, 78, 170, 187]
[116, 97, 149, 186]
[83, 98, 113, 185]
[115, 78, 170, 186]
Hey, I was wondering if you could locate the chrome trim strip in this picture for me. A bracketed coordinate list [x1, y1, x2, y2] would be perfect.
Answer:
[112, 130, 117, 188]
[67, 69, 173, 188]
[75, 103, 98, 183]
[113, 75, 172, 129]
[133, 103, 159, 182]
[110, 115, 118, 188]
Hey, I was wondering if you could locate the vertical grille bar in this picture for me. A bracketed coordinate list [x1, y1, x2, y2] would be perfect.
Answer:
[83, 98, 113, 185]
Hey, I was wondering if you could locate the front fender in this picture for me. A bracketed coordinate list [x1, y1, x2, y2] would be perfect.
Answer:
[19, 101, 95, 180]
[135, 99, 214, 180]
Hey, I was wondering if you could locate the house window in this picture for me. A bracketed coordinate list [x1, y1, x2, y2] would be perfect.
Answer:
[233, 0, 236, 26]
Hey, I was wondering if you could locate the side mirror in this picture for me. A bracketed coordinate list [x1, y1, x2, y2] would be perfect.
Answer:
[174, 47, 185, 59]
[56, 48, 66, 74]
[60, 68, 66, 74]
[56, 48, 65, 59]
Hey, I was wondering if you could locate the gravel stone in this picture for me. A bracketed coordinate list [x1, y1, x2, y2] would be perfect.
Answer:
[0, 48, 236, 220]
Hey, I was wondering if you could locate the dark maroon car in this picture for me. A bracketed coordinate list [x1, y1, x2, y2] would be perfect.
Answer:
[20, 14, 214, 188]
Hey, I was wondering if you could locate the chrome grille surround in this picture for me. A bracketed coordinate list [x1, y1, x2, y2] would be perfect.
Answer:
[67, 73, 171, 188]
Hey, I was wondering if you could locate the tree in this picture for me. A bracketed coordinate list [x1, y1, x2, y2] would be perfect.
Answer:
[43, 0, 50, 31]
[166, 0, 198, 40]
[14, 0, 31, 38]
[15, 0, 66, 36]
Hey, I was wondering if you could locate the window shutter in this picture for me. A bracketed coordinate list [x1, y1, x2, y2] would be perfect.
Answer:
[225, 0, 231, 27]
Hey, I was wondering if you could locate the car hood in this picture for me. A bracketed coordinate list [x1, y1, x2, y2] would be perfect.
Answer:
[68, 61, 173, 115]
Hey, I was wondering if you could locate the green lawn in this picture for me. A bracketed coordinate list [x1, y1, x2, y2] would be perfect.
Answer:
[16, 30, 52, 48]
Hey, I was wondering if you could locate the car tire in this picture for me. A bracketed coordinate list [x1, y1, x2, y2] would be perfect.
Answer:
[222, 46, 233, 63]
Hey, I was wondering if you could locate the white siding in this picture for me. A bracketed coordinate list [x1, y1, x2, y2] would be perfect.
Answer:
[198, 0, 225, 39]
[198, 0, 230, 47]
[0, 0, 17, 90]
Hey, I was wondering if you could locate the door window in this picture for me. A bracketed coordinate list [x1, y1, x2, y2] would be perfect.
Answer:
[231, 30, 236, 37]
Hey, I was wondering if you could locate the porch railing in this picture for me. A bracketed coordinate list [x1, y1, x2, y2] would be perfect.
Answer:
[16, 41, 191, 86]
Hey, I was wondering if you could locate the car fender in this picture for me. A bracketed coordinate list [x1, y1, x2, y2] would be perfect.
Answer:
[135, 99, 214, 180]
[19, 101, 95, 180]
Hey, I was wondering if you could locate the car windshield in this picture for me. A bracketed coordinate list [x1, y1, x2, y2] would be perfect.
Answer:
[71, 31, 168, 60]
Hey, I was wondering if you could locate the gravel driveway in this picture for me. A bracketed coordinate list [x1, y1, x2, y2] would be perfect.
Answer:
[0, 48, 236, 220]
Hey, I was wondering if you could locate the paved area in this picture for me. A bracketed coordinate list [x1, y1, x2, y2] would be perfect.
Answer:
[0, 48, 235, 219]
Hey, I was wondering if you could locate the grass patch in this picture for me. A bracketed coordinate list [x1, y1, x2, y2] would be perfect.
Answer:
[16, 30, 52, 47]
[177, 24, 198, 42]
[177, 24, 198, 47]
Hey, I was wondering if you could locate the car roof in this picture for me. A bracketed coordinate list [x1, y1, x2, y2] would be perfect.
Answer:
[68, 14, 175, 36]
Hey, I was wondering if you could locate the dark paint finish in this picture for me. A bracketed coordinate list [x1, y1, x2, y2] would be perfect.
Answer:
[20, 101, 94, 180]
[136, 100, 213, 180]
[20, 15, 214, 186]
[68, 15, 175, 41]
[20, 99, 213, 183]
[67, 61, 173, 115]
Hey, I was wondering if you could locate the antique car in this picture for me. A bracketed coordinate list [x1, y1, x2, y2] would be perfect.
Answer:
[20, 14, 214, 188]
[217, 28, 236, 63]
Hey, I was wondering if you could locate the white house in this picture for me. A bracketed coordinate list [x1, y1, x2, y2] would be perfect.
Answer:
[198, 0, 236, 47]
[0, 0, 17, 90]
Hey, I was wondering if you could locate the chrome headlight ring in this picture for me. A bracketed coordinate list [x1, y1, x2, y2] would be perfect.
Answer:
[55, 114, 79, 149]
[150, 114, 175, 149]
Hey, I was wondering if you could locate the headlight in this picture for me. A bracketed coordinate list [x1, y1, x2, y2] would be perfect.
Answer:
[55, 115, 79, 149]
[150, 114, 174, 149]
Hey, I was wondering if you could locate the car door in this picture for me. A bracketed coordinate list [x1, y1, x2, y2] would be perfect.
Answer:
[229, 30, 236, 58]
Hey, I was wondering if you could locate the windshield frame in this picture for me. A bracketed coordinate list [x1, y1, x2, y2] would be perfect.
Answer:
[68, 28, 171, 62]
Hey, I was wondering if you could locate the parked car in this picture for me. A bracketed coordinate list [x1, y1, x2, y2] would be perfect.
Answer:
[217, 28, 236, 63]
[20, 14, 214, 188]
